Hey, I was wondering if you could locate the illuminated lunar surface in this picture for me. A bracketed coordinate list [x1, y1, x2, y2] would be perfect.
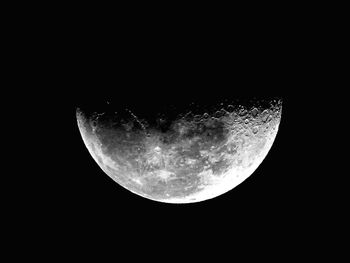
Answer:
[77, 99, 282, 203]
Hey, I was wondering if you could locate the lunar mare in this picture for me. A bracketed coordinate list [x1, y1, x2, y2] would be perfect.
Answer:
[77, 99, 282, 203]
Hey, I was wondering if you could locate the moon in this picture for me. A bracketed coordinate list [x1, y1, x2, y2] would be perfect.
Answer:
[76, 99, 282, 203]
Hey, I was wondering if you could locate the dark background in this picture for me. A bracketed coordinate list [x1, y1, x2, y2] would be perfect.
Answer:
[35, 38, 301, 239]
[4, 0, 346, 258]
[31, 60, 298, 240]
[12, 17, 331, 257]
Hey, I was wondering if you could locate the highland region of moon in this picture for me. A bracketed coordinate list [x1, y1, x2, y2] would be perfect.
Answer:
[77, 99, 282, 203]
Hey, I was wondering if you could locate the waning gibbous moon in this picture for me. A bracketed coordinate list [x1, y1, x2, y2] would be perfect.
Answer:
[77, 98, 282, 203]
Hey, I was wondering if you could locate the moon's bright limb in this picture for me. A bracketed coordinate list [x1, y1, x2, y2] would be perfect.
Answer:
[76, 99, 282, 203]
